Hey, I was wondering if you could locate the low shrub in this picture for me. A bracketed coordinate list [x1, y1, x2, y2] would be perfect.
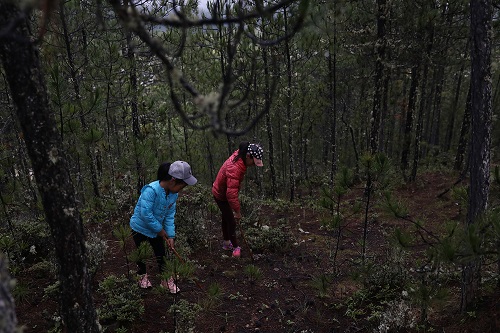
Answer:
[97, 275, 144, 326]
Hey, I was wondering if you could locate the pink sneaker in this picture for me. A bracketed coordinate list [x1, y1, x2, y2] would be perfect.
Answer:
[138, 274, 152, 289]
[222, 241, 234, 251]
[232, 247, 241, 258]
[161, 277, 180, 294]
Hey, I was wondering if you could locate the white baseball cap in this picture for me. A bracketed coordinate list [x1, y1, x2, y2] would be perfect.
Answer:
[169, 161, 197, 185]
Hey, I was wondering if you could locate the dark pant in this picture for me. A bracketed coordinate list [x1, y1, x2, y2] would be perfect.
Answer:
[214, 196, 238, 247]
[132, 231, 165, 275]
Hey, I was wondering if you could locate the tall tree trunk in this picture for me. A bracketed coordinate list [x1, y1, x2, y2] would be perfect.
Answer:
[410, 76, 425, 182]
[385, 86, 396, 157]
[125, 29, 145, 193]
[461, 0, 492, 312]
[328, 1, 338, 184]
[400, 65, 419, 180]
[103, 45, 120, 197]
[303, 122, 312, 181]
[277, 112, 286, 183]
[0, 3, 100, 331]
[322, 103, 330, 165]
[445, 42, 469, 152]
[182, 92, 192, 162]
[298, 112, 304, 178]
[370, 0, 387, 155]
[341, 103, 360, 173]
[379, 68, 390, 153]
[411, 25, 434, 181]
[262, 43, 277, 200]
[454, 86, 472, 171]
[328, 39, 338, 184]
[429, 65, 445, 148]
[284, 7, 295, 202]
[426, 3, 453, 152]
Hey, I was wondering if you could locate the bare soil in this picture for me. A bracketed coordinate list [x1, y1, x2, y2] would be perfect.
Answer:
[15, 172, 500, 332]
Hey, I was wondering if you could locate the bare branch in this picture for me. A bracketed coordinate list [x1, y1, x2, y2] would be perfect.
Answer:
[142, 0, 305, 27]
[107, 0, 308, 134]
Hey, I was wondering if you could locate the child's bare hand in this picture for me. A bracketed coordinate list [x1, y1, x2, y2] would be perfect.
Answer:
[166, 238, 175, 250]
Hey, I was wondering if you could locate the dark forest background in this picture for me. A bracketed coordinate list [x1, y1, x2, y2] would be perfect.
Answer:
[0, 0, 499, 332]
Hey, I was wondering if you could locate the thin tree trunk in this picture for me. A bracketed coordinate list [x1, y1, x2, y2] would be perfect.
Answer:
[379, 68, 390, 153]
[303, 122, 312, 181]
[125, 29, 145, 193]
[263, 46, 277, 200]
[341, 103, 359, 173]
[445, 42, 469, 152]
[370, 0, 387, 155]
[322, 106, 330, 166]
[206, 139, 215, 183]
[454, 86, 471, 171]
[284, 7, 295, 202]
[461, 0, 492, 312]
[298, 112, 304, 178]
[429, 65, 445, 148]
[401, 65, 419, 180]
[362, 165, 372, 263]
[103, 42, 120, 198]
[0, 3, 100, 331]
[328, 42, 338, 184]
[411, 24, 433, 181]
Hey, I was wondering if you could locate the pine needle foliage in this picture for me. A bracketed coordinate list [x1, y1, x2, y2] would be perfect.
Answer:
[98, 274, 144, 325]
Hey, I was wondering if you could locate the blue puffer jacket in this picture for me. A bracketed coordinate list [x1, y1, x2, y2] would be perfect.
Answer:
[130, 180, 178, 238]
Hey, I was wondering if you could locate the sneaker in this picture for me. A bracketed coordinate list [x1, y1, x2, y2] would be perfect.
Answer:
[222, 240, 234, 251]
[161, 277, 180, 294]
[138, 274, 152, 289]
[232, 247, 241, 258]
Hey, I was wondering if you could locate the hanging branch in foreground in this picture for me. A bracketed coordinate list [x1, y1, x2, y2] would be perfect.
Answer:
[107, 0, 309, 135]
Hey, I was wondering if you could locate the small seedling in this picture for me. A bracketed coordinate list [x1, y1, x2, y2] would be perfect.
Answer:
[244, 264, 262, 282]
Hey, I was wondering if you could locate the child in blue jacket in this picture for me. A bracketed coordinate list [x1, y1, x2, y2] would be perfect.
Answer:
[130, 161, 197, 293]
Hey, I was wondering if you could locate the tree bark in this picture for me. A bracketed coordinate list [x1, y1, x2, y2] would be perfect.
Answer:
[0, 254, 17, 333]
[379, 68, 390, 153]
[429, 65, 445, 148]
[263, 43, 277, 200]
[0, 3, 100, 332]
[370, 0, 387, 155]
[284, 7, 295, 202]
[461, 0, 492, 312]
[411, 24, 434, 181]
[125, 26, 145, 193]
[454, 86, 471, 171]
[328, 43, 338, 185]
[445, 41, 469, 152]
[400, 65, 419, 180]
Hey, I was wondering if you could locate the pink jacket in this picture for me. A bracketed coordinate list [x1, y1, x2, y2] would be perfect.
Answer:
[212, 150, 247, 213]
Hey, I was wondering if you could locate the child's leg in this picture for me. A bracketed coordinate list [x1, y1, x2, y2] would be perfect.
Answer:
[214, 197, 238, 247]
[215, 197, 229, 241]
[149, 236, 166, 274]
[132, 231, 148, 275]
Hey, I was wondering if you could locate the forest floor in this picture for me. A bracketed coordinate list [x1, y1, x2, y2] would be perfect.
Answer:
[15, 171, 500, 333]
